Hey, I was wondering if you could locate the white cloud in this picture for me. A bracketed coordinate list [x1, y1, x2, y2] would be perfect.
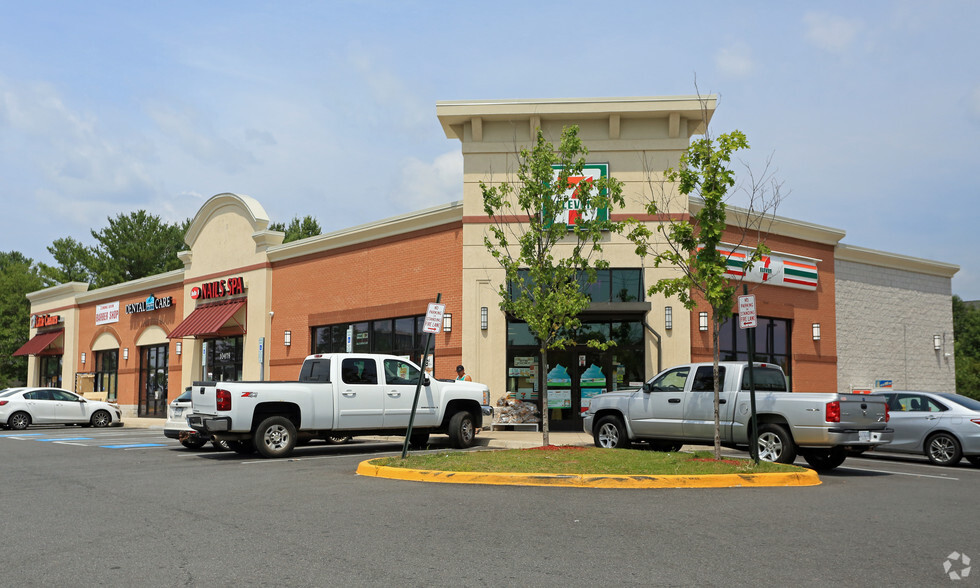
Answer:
[804, 12, 863, 53]
[715, 42, 755, 78]
[397, 150, 463, 210]
[145, 102, 258, 174]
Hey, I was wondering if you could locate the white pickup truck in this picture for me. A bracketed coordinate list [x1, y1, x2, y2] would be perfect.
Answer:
[583, 361, 893, 470]
[187, 353, 492, 458]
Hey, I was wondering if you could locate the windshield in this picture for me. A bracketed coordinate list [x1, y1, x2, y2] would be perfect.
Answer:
[936, 393, 980, 411]
[176, 388, 193, 402]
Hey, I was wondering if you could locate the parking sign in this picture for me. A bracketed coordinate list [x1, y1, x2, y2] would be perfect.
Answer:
[738, 294, 757, 329]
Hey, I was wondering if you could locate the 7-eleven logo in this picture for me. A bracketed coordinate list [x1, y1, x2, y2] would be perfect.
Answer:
[549, 164, 609, 228]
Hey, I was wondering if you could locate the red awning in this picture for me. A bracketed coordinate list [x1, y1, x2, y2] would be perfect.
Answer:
[167, 300, 246, 339]
[13, 329, 64, 356]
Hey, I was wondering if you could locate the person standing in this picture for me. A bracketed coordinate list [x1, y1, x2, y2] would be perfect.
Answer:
[455, 365, 472, 382]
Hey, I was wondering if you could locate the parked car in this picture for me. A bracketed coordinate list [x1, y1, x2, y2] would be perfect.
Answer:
[0, 387, 122, 430]
[164, 388, 228, 450]
[868, 391, 980, 467]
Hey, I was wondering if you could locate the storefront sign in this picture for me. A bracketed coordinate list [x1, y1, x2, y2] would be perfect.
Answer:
[30, 314, 61, 328]
[547, 163, 609, 228]
[125, 295, 173, 315]
[95, 302, 119, 325]
[190, 276, 246, 300]
[718, 244, 820, 291]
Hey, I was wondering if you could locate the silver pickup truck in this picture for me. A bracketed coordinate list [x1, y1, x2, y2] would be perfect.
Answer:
[583, 361, 893, 470]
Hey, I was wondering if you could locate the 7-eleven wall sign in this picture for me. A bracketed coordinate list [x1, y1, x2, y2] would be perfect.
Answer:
[549, 163, 609, 228]
[715, 243, 820, 291]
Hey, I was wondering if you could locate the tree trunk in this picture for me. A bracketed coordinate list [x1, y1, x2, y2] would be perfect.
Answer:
[540, 346, 550, 447]
[712, 310, 722, 461]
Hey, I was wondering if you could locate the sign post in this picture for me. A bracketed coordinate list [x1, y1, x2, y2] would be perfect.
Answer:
[402, 295, 443, 459]
[738, 289, 760, 464]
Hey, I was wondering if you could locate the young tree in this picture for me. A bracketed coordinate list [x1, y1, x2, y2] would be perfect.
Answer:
[270, 215, 322, 243]
[952, 295, 980, 399]
[481, 126, 641, 446]
[88, 211, 187, 288]
[639, 126, 783, 459]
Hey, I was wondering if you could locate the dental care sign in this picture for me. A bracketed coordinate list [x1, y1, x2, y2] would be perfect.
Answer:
[549, 163, 609, 227]
[719, 244, 820, 291]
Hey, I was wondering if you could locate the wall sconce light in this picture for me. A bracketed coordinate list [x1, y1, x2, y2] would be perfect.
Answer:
[812, 323, 821, 341]
[81, 352, 86, 365]
[480, 307, 488, 331]
[123, 348, 129, 360]
[284, 330, 292, 347]
[175, 341, 182, 356]
[699, 312, 708, 331]
[664, 306, 673, 330]
[934, 335, 941, 351]
[443, 313, 452, 332]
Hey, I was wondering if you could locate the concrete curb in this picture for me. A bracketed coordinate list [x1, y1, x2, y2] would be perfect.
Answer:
[356, 459, 821, 489]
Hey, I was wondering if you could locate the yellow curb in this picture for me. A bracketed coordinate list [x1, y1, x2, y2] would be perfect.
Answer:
[356, 459, 821, 489]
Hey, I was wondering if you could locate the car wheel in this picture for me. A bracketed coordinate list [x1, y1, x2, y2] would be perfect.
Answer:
[325, 435, 353, 445]
[8, 411, 31, 431]
[925, 432, 962, 466]
[593, 416, 631, 449]
[966, 456, 980, 467]
[211, 440, 230, 451]
[408, 431, 430, 448]
[253, 416, 298, 458]
[757, 424, 797, 464]
[801, 447, 847, 471]
[180, 437, 208, 449]
[90, 410, 112, 428]
[228, 440, 256, 455]
[447, 411, 476, 449]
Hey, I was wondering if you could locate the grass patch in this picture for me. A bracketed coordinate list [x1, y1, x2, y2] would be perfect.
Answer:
[374, 447, 806, 476]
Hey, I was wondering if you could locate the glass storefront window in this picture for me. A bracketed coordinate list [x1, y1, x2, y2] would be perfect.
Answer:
[139, 344, 168, 417]
[718, 315, 792, 386]
[94, 350, 119, 402]
[39, 355, 62, 388]
[511, 268, 643, 303]
[311, 315, 427, 363]
[373, 320, 393, 353]
[205, 336, 243, 381]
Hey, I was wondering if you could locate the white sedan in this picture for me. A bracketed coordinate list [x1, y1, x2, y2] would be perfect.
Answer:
[0, 387, 123, 430]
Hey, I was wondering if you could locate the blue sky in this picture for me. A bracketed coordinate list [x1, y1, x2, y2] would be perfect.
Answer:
[1, 1, 978, 298]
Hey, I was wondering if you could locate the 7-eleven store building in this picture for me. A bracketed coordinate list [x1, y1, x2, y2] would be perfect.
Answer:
[16, 96, 957, 427]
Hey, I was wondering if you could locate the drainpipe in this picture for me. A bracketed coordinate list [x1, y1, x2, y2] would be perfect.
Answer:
[642, 319, 662, 374]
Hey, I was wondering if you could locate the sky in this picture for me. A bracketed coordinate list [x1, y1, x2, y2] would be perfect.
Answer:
[1, 1, 978, 298]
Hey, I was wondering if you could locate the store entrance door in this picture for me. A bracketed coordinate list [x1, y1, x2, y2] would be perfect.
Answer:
[544, 347, 611, 432]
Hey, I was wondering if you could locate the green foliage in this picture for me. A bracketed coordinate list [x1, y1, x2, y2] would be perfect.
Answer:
[0, 252, 45, 386]
[88, 210, 187, 288]
[644, 130, 768, 315]
[952, 295, 980, 399]
[270, 215, 322, 243]
[37, 237, 94, 286]
[481, 126, 633, 352]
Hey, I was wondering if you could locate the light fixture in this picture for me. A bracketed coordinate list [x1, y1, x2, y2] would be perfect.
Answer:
[934, 335, 941, 351]
[812, 323, 821, 341]
[175, 341, 182, 356]
[284, 330, 292, 347]
[443, 313, 452, 332]
[699, 312, 708, 331]
[664, 306, 673, 330]
[81, 352, 86, 365]
[123, 348, 129, 360]
[480, 307, 488, 331]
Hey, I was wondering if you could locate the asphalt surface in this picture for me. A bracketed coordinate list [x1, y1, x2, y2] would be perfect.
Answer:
[3, 422, 979, 586]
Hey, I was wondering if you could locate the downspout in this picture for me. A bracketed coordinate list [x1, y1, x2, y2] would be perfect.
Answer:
[642, 319, 663, 374]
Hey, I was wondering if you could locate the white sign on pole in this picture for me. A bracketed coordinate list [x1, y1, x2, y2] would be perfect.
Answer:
[737, 294, 758, 329]
[422, 303, 446, 334]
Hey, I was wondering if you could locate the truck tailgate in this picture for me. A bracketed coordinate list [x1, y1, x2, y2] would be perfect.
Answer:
[837, 394, 889, 430]
[190, 382, 217, 414]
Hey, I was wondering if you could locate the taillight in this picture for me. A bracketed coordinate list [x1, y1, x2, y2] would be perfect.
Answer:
[0, 400, 7, 406]
[826, 400, 841, 423]
[216, 389, 231, 412]
[971, 419, 980, 427]
[885, 403, 890, 423]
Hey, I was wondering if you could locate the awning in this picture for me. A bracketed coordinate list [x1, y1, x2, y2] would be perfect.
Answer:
[167, 300, 246, 339]
[13, 329, 64, 356]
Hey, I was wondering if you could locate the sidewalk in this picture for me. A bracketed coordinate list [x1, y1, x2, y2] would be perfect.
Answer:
[122, 416, 594, 449]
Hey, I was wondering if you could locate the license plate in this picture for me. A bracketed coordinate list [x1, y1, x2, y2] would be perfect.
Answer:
[859, 430, 870, 442]
[173, 407, 183, 417]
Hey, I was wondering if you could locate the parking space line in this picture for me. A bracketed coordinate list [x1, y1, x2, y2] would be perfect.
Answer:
[0, 433, 44, 437]
[834, 466, 958, 480]
[101, 443, 168, 449]
[37, 437, 94, 442]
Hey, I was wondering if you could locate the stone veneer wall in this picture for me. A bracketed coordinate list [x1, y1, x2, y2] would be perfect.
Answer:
[835, 259, 955, 393]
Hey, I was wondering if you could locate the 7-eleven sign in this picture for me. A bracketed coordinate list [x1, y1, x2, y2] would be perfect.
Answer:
[549, 163, 609, 228]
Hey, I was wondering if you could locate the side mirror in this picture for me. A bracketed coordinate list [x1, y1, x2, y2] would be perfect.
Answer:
[423, 376, 431, 387]
[642, 382, 653, 393]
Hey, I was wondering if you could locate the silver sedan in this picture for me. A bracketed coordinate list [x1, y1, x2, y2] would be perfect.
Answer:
[0, 387, 122, 430]
[869, 391, 980, 467]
